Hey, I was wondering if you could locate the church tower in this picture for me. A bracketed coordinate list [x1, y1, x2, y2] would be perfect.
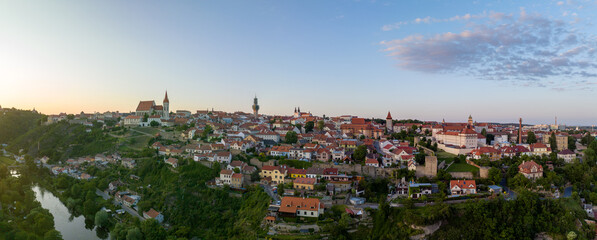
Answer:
[252, 95, 260, 118]
[163, 91, 170, 119]
[386, 111, 393, 132]
[468, 115, 473, 127]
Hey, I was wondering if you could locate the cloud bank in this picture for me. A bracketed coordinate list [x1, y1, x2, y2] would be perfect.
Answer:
[380, 10, 597, 88]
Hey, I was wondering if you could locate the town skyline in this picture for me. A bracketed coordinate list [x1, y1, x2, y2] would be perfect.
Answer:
[2, 90, 592, 127]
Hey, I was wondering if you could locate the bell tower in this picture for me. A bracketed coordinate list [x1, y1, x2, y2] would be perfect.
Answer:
[386, 111, 393, 132]
[252, 95, 259, 118]
[163, 91, 170, 119]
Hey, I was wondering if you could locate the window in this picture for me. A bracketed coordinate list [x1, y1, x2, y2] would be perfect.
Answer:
[311, 212, 314, 216]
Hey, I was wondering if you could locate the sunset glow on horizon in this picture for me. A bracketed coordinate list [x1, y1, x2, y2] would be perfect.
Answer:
[2, 1, 597, 125]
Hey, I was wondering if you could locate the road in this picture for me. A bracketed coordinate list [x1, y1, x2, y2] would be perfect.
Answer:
[563, 186, 573, 198]
[96, 189, 111, 200]
[95, 188, 145, 220]
[118, 201, 145, 220]
[261, 184, 280, 202]
[500, 177, 517, 200]
[356, 197, 489, 210]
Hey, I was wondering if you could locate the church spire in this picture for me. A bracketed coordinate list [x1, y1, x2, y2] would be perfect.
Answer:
[163, 91, 169, 103]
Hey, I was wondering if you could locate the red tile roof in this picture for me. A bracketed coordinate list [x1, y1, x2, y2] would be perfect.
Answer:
[279, 197, 322, 214]
[518, 160, 543, 174]
[136, 101, 155, 111]
[293, 177, 316, 185]
[450, 180, 476, 190]
[144, 208, 161, 218]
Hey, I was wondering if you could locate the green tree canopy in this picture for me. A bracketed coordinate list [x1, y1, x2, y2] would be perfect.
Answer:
[304, 121, 314, 133]
[317, 120, 325, 131]
[568, 136, 577, 151]
[150, 120, 159, 127]
[141, 219, 166, 240]
[285, 131, 298, 144]
[353, 145, 367, 162]
[126, 227, 143, 240]
[94, 210, 110, 229]
[527, 131, 537, 144]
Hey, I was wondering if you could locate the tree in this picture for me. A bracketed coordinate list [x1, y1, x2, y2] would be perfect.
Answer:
[143, 113, 149, 123]
[411, 125, 418, 132]
[581, 133, 594, 146]
[549, 132, 557, 152]
[250, 170, 260, 181]
[141, 219, 166, 240]
[285, 131, 298, 144]
[353, 145, 367, 162]
[126, 227, 143, 240]
[481, 128, 487, 137]
[95, 210, 110, 229]
[111, 223, 128, 240]
[0, 165, 8, 179]
[305, 121, 314, 133]
[317, 120, 325, 131]
[150, 120, 159, 127]
[83, 198, 98, 217]
[43, 230, 63, 240]
[67, 114, 75, 120]
[584, 148, 596, 166]
[527, 132, 537, 144]
[488, 167, 502, 184]
[486, 134, 495, 145]
[201, 124, 213, 139]
[568, 136, 577, 151]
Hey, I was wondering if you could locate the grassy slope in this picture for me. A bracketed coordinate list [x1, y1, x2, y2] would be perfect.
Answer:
[446, 163, 479, 172]
[0, 156, 15, 165]
[436, 151, 456, 164]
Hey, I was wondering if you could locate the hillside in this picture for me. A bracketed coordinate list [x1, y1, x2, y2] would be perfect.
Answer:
[8, 121, 117, 162]
[0, 109, 44, 144]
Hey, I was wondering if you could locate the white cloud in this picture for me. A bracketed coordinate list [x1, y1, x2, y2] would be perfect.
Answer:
[380, 10, 597, 88]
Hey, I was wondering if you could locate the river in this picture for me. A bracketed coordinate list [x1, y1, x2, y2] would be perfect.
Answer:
[32, 185, 109, 240]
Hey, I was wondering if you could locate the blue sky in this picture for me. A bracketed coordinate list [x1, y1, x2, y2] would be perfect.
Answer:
[1, 0, 597, 125]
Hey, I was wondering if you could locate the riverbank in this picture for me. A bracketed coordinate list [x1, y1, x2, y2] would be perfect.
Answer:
[32, 185, 107, 240]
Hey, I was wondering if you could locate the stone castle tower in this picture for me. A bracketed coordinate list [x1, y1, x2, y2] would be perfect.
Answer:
[163, 91, 170, 119]
[386, 111, 393, 132]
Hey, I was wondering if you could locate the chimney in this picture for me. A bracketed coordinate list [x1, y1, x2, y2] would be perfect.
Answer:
[519, 118, 522, 145]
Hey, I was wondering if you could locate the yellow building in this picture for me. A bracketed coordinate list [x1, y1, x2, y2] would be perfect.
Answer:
[289, 168, 307, 179]
[293, 177, 316, 190]
[260, 165, 287, 184]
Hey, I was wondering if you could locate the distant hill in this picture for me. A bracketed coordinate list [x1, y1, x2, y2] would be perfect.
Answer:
[8, 121, 117, 162]
[0, 109, 44, 144]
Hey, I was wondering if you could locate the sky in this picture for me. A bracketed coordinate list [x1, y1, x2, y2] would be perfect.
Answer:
[1, 0, 597, 125]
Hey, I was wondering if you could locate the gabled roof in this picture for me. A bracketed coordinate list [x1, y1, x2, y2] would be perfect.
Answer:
[518, 160, 543, 174]
[450, 180, 476, 190]
[144, 208, 161, 218]
[136, 101, 155, 111]
[279, 197, 322, 214]
[365, 158, 378, 164]
[288, 168, 307, 175]
[558, 149, 575, 155]
[293, 177, 316, 185]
